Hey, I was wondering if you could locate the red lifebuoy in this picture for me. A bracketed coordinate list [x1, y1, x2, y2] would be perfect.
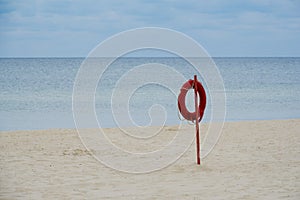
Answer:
[178, 79, 206, 122]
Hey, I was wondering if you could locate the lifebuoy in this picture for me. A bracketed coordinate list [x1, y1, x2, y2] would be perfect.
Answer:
[178, 79, 206, 122]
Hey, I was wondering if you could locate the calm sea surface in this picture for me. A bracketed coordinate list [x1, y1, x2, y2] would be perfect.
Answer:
[1, 57, 299, 130]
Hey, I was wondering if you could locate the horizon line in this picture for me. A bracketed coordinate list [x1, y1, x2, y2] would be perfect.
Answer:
[1, 56, 300, 59]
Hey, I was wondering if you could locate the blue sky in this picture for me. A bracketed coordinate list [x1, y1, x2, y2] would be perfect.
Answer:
[0, 0, 299, 57]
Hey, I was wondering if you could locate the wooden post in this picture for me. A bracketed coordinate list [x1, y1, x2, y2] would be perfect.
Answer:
[194, 75, 200, 165]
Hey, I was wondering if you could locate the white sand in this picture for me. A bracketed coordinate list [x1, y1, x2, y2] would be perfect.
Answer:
[0, 119, 299, 199]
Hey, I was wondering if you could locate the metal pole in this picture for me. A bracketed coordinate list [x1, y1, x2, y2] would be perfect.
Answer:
[194, 75, 200, 165]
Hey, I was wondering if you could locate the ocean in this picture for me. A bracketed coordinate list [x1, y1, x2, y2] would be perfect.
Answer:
[1, 57, 299, 131]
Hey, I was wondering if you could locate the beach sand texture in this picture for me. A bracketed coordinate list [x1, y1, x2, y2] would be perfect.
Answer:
[1, 119, 299, 199]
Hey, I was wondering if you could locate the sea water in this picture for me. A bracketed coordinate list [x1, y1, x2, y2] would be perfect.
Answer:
[0, 57, 299, 130]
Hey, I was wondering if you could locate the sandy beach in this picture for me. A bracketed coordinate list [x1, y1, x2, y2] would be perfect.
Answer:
[0, 119, 299, 199]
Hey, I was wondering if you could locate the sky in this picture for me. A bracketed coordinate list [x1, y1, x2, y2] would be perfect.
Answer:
[0, 0, 299, 57]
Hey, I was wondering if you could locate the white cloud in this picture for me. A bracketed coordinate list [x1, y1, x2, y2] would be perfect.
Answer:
[0, 0, 299, 56]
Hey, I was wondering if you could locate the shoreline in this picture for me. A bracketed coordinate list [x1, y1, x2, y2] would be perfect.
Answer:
[1, 118, 299, 133]
[1, 119, 299, 199]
